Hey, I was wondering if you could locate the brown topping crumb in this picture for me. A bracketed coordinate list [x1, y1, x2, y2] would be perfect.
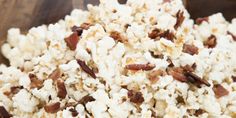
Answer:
[174, 10, 185, 29]
[56, 79, 67, 99]
[184, 72, 210, 87]
[194, 109, 205, 117]
[159, 30, 175, 42]
[149, 51, 164, 59]
[71, 23, 92, 36]
[195, 17, 209, 25]
[44, 102, 61, 113]
[227, 31, 236, 41]
[29, 73, 43, 89]
[148, 28, 161, 39]
[148, 70, 166, 84]
[78, 95, 95, 105]
[128, 90, 144, 104]
[204, 35, 217, 48]
[65, 32, 79, 50]
[125, 63, 155, 71]
[0, 106, 11, 118]
[110, 31, 128, 43]
[77, 59, 96, 79]
[163, 0, 171, 3]
[183, 44, 199, 55]
[232, 76, 236, 82]
[167, 58, 174, 67]
[48, 68, 62, 81]
[167, 67, 188, 82]
[176, 95, 185, 104]
[124, 24, 131, 29]
[213, 84, 229, 98]
[4, 86, 23, 97]
[182, 64, 196, 72]
[69, 108, 78, 117]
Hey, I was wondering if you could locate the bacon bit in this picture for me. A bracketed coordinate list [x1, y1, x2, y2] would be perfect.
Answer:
[71, 23, 92, 36]
[213, 84, 229, 98]
[148, 70, 166, 84]
[125, 63, 155, 71]
[78, 95, 95, 105]
[159, 30, 175, 42]
[149, 51, 164, 59]
[4, 86, 23, 97]
[0, 106, 11, 118]
[48, 68, 62, 81]
[127, 90, 144, 104]
[184, 72, 210, 87]
[29, 73, 43, 89]
[65, 32, 79, 50]
[163, 0, 171, 3]
[227, 31, 236, 41]
[232, 76, 236, 82]
[174, 10, 185, 29]
[204, 35, 217, 48]
[167, 67, 188, 82]
[148, 28, 161, 39]
[56, 79, 67, 99]
[194, 109, 205, 117]
[195, 17, 209, 25]
[69, 108, 78, 117]
[182, 64, 195, 72]
[77, 59, 96, 79]
[183, 44, 199, 55]
[176, 95, 185, 104]
[167, 58, 174, 67]
[110, 31, 128, 43]
[44, 102, 61, 113]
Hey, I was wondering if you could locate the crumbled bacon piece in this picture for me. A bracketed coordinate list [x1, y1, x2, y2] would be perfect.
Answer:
[182, 64, 196, 72]
[29, 73, 43, 89]
[125, 63, 155, 71]
[77, 59, 96, 78]
[213, 84, 229, 98]
[69, 108, 78, 117]
[49, 68, 62, 81]
[148, 70, 166, 84]
[174, 10, 185, 29]
[232, 76, 236, 82]
[163, 0, 171, 3]
[71, 23, 92, 36]
[194, 109, 205, 117]
[159, 30, 175, 42]
[195, 17, 209, 25]
[183, 44, 199, 55]
[44, 102, 61, 113]
[4, 86, 23, 97]
[149, 51, 164, 59]
[78, 95, 95, 105]
[56, 79, 67, 99]
[167, 67, 188, 82]
[0, 106, 11, 118]
[110, 31, 128, 43]
[128, 90, 144, 104]
[227, 31, 236, 41]
[184, 72, 210, 87]
[148, 28, 161, 39]
[65, 32, 79, 50]
[204, 35, 217, 48]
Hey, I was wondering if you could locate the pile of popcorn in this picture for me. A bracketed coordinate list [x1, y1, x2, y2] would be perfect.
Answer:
[0, 0, 236, 117]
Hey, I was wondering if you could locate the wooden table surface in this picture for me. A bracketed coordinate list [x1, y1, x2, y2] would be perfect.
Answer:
[0, 0, 235, 64]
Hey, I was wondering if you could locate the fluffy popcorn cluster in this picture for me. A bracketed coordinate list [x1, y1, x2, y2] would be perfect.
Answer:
[0, 0, 236, 118]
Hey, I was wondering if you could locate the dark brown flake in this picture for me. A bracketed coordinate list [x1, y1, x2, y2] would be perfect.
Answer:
[29, 73, 43, 89]
[48, 68, 62, 81]
[183, 44, 199, 55]
[232, 76, 236, 82]
[174, 10, 185, 29]
[148, 28, 161, 39]
[148, 29, 175, 42]
[65, 32, 79, 50]
[44, 102, 61, 113]
[78, 95, 95, 105]
[227, 31, 236, 41]
[110, 31, 128, 43]
[184, 72, 210, 87]
[77, 59, 96, 78]
[167, 67, 188, 82]
[204, 35, 217, 48]
[56, 79, 67, 99]
[127, 90, 144, 104]
[213, 84, 229, 98]
[159, 30, 175, 42]
[194, 109, 205, 117]
[195, 17, 209, 25]
[4, 86, 23, 97]
[149, 51, 164, 59]
[71, 23, 92, 36]
[125, 63, 155, 71]
[69, 108, 78, 117]
[0, 106, 11, 118]
[148, 70, 166, 84]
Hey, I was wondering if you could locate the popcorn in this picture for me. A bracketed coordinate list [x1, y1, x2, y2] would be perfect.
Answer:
[0, 0, 236, 117]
